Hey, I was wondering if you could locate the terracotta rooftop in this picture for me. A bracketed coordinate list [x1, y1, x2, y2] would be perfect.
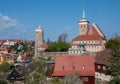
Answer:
[0, 53, 14, 60]
[72, 34, 103, 41]
[86, 26, 99, 35]
[71, 24, 106, 43]
[95, 50, 111, 65]
[52, 55, 95, 76]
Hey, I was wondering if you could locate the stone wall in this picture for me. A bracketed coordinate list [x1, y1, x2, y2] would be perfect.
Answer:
[36, 51, 69, 59]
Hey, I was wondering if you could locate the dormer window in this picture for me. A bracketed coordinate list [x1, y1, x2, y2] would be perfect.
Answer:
[62, 66, 64, 70]
[82, 66, 85, 70]
[72, 66, 75, 70]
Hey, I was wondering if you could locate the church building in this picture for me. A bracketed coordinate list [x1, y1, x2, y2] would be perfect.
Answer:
[69, 10, 106, 54]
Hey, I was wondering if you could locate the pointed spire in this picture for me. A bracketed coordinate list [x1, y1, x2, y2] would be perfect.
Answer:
[82, 9, 86, 19]
[79, 8, 89, 22]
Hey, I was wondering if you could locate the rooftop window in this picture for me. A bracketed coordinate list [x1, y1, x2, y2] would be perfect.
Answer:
[62, 66, 64, 70]
[72, 66, 75, 70]
[82, 66, 85, 70]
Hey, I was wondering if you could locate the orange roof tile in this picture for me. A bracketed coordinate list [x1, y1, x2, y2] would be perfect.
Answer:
[86, 26, 99, 35]
[52, 56, 95, 76]
[95, 50, 111, 65]
[72, 35, 103, 41]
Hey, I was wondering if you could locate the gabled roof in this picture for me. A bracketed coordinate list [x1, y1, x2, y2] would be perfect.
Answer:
[52, 56, 95, 76]
[92, 23, 106, 38]
[86, 26, 99, 35]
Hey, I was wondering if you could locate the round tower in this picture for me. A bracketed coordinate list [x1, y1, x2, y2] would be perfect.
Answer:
[35, 26, 44, 56]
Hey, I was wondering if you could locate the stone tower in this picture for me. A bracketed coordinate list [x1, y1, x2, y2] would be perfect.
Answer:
[78, 9, 89, 35]
[35, 26, 44, 56]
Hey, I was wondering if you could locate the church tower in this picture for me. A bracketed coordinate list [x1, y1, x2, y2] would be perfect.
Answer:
[78, 9, 89, 35]
[35, 26, 44, 56]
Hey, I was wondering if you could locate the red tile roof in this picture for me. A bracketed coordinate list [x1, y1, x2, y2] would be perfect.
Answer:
[1, 46, 10, 51]
[0, 40, 7, 43]
[9, 39, 23, 42]
[71, 25, 105, 44]
[95, 50, 111, 65]
[86, 26, 99, 35]
[72, 35, 103, 41]
[52, 55, 95, 76]
[37, 42, 48, 49]
[1, 53, 14, 60]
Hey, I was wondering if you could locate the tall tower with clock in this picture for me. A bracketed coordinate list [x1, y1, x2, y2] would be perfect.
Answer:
[78, 9, 89, 35]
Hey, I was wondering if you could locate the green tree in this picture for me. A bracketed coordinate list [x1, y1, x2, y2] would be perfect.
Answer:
[0, 78, 8, 84]
[23, 57, 56, 84]
[105, 36, 120, 78]
[62, 74, 83, 84]
[109, 77, 120, 84]
[0, 62, 11, 73]
[0, 62, 11, 84]
[48, 42, 70, 52]
[52, 77, 62, 84]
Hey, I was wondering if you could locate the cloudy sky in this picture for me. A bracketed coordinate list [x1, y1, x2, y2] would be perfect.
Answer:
[0, 0, 120, 41]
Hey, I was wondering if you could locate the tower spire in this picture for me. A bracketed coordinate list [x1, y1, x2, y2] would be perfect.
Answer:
[82, 9, 86, 19]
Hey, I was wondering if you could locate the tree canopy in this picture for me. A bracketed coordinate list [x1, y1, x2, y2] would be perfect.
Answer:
[105, 35, 120, 78]
[62, 74, 83, 84]
[0, 62, 11, 73]
[48, 42, 70, 52]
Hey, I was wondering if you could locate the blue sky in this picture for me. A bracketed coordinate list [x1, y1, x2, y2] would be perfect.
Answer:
[0, 0, 120, 42]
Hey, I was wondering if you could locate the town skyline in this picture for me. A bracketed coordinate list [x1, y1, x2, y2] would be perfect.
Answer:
[0, 0, 120, 41]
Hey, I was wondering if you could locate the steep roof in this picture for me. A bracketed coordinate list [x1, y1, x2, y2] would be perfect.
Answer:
[72, 34, 103, 41]
[72, 25, 105, 43]
[92, 23, 106, 38]
[52, 56, 95, 76]
[95, 50, 111, 65]
[86, 26, 99, 35]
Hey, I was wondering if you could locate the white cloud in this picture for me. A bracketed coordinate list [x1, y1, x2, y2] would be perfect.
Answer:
[0, 13, 28, 39]
[2, 16, 10, 21]
[0, 14, 19, 28]
[0, 13, 27, 32]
